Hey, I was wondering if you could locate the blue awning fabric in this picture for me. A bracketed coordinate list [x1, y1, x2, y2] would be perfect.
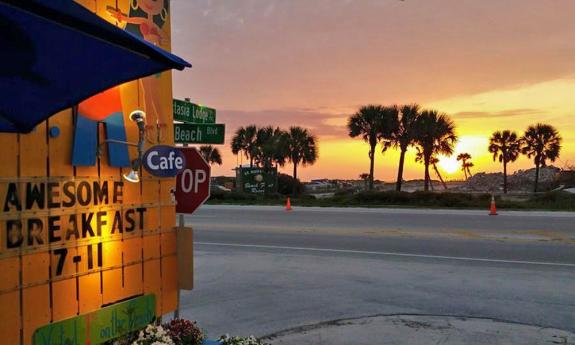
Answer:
[0, 0, 191, 133]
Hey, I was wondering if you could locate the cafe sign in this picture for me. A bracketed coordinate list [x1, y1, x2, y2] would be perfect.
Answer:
[143, 145, 186, 177]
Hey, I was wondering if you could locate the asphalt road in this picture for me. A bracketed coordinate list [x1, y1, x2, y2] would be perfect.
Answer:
[179, 205, 575, 337]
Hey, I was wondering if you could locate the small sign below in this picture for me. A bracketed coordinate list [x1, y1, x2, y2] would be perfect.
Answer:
[174, 123, 225, 144]
[173, 99, 216, 124]
[33, 295, 155, 345]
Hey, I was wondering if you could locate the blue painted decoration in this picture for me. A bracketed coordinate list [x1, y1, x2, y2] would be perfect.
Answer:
[71, 113, 130, 168]
[49, 126, 60, 138]
[142, 145, 186, 177]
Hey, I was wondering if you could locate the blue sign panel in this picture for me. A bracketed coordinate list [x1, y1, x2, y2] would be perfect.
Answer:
[143, 145, 186, 177]
[71, 113, 130, 168]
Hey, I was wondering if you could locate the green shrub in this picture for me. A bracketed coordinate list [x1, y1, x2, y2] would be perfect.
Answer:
[277, 173, 303, 195]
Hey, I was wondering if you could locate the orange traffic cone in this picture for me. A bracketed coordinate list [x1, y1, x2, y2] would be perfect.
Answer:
[286, 197, 292, 211]
[489, 195, 498, 216]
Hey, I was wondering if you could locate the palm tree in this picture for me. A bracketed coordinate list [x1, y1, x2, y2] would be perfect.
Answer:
[231, 125, 258, 167]
[285, 126, 318, 182]
[348, 105, 399, 190]
[252, 126, 289, 169]
[391, 104, 421, 191]
[199, 145, 223, 165]
[521, 124, 562, 192]
[416, 149, 447, 190]
[488, 130, 520, 193]
[414, 110, 457, 192]
[456, 153, 473, 180]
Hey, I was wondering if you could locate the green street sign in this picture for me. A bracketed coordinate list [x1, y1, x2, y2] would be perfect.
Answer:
[34, 295, 155, 345]
[173, 99, 216, 124]
[174, 123, 226, 144]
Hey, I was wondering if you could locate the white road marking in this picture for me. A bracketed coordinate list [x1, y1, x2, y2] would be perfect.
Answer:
[196, 242, 575, 268]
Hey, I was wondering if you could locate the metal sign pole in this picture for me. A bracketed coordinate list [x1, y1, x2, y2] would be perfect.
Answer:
[174, 213, 185, 319]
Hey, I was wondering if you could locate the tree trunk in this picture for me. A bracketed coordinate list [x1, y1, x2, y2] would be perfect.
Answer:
[467, 167, 473, 178]
[293, 162, 298, 196]
[293, 162, 298, 181]
[534, 162, 540, 193]
[369, 144, 375, 191]
[396, 148, 406, 192]
[434, 164, 447, 190]
[503, 160, 508, 194]
[424, 154, 431, 192]
[463, 168, 468, 181]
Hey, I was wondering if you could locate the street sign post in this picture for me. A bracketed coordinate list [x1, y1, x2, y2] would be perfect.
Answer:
[173, 99, 216, 124]
[174, 123, 225, 144]
[175, 148, 211, 214]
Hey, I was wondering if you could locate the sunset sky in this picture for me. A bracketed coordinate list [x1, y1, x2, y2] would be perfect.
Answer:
[171, 0, 575, 181]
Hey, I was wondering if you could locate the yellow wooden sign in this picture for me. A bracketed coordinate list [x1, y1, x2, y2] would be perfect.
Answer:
[0, 1, 180, 344]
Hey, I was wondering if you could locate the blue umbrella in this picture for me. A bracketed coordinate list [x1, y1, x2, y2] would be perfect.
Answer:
[0, 0, 191, 133]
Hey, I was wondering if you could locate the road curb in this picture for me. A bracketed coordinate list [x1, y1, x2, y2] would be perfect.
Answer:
[262, 314, 575, 345]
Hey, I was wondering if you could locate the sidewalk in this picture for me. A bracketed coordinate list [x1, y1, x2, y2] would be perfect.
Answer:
[263, 315, 575, 345]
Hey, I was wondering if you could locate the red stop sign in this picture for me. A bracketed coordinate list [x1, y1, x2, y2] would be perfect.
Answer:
[175, 148, 211, 214]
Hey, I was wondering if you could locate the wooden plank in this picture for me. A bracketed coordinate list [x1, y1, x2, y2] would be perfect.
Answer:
[122, 81, 141, 186]
[98, 123, 116, 178]
[101, 240, 122, 269]
[143, 259, 162, 316]
[144, 206, 160, 234]
[159, 73, 175, 144]
[22, 252, 50, 286]
[160, 179, 176, 205]
[52, 279, 78, 322]
[20, 123, 48, 177]
[123, 182, 142, 207]
[48, 110, 74, 177]
[161, 231, 177, 256]
[142, 179, 160, 204]
[0, 291, 21, 345]
[160, 255, 178, 314]
[76, 243, 103, 275]
[123, 237, 142, 264]
[78, 273, 102, 314]
[50, 247, 77, 280]
[95, 0, 119, 24]
[23, 285, 51, 345]
[122, 263, 143, 299]
[74, 0, 96, 12]
[143, 234, 160, 260]
[18, 182, 48, 213]
[160, 206, 176, 230]
[0, 182, 20, 216]
[0, 256, 19, 291]
[102, 268, 123, 305]
[0, 133, 18, 177]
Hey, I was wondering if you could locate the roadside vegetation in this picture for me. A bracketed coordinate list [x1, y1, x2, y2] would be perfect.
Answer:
[231, 125, 318, 183]
[346, 103, 563, 194]
[208, 189, 575, 211]
[218, 105, 568, 209]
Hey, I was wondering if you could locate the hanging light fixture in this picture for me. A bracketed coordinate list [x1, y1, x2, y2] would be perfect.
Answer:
[97, 110, 147, 183]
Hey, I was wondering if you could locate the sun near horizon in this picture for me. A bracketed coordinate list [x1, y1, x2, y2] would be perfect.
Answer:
[171, 1, 575, 182]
